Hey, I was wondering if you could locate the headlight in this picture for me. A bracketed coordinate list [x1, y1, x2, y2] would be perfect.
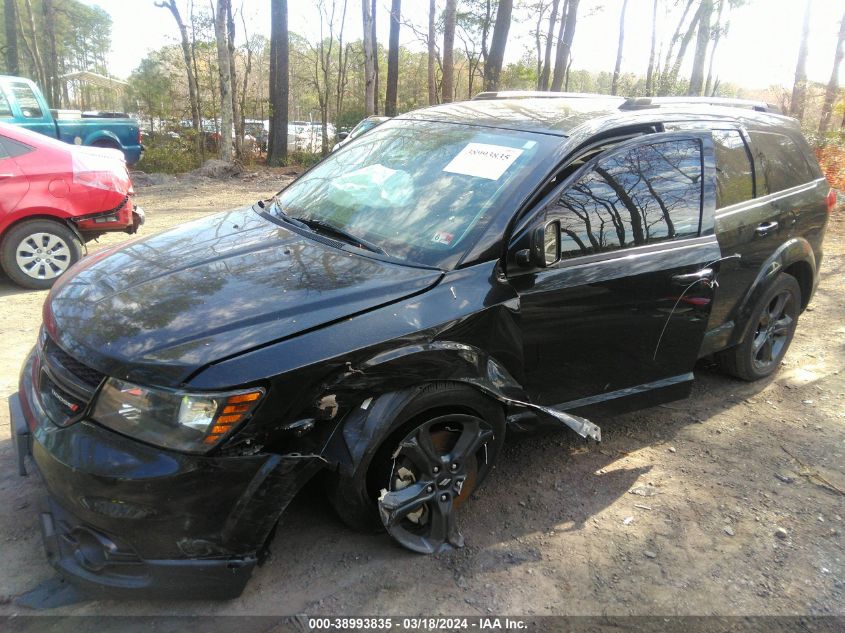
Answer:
[92, 378, 264, 453]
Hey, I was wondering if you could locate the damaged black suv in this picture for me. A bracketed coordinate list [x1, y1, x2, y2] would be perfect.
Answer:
[10, 93, 833, 599]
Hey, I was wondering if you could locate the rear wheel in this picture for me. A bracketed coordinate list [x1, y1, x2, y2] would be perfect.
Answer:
[326, 383, 505, 552]
[0, 219, 83, 289]
[718, 274, 801, 381]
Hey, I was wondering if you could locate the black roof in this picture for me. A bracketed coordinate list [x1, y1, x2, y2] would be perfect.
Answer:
[400, 95, 797, 138]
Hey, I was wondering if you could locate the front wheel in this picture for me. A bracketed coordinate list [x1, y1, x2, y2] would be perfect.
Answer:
[718, 274, 801, 381]
[0, 219, 83, 289]
[326, 383, 506, 553]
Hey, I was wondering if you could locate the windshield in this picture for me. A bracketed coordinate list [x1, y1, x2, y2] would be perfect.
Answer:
[274, 119, 555, 267]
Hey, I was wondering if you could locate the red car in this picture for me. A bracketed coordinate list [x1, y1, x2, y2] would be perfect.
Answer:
[0, 121, 143, 289]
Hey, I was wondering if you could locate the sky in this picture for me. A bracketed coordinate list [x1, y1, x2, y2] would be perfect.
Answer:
[86, 0, 844, 91]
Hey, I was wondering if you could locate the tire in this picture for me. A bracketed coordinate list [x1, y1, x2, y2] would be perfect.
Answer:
[326, 382, 506, 536]
[0, 219, 83, 289]
[718, 274, 801, 381]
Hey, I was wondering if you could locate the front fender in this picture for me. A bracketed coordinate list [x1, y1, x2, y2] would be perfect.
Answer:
[734, 237, 817, 344]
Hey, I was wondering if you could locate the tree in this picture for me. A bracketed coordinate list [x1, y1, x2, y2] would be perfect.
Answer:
[550, 0, 579, 92]
[371, 0, 379, 114]
[687, 0, 713, 95]
[704, 0, 726, 97]
[214, 0, 234, 161]
[42, 0, 60, 105]
[385, 0, 401, 115]
[362, 0, 375, 114]
[267, 0, 288, 165]
[442, 0, 457, 102]
[156, 0, 202, 153]
[645, 0, 658, 95]
[427, 0, 436, 104]
[484, 0, 513, 91]
[20, 0, 46, 91]
[789, 0, 812, 120]
[610, 0, 628, 95]
[538, 0, 560, 91]
[818, 10, 845, 134]
[659, 0, 701, 95]
[4, 0, 19, 75]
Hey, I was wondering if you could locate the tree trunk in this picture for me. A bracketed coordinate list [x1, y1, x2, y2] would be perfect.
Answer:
[483, 0, 513, 91]
[442, 0, 457, 103]
[226, 1, 242, 158]
[385, 0, 401, 115]
[41, 0, 59, 106]
[156, 0, 202, 154]
[214, 0, 234, 162]
[4, 0, 19, 75]
[611, 0, 628, 96]
[371, 0, 379, 114]
[645, 0, 658, 96]
[658, 0, 694, 95]
[662, 2, 701, 95]
[539, 0, 561, 91]
[550, 0, 579, 92]
[268, 0, 288, 166]
[704, 0, 725, 97]
[21, 0, 46, 91]
[336, 0, 349, 125]
[362, 0, 375, 114]
[819, 10, 845, 134]
[790, 0, 812, 120]
[687, 0, 713, 95]
[427, 0, 436, 104]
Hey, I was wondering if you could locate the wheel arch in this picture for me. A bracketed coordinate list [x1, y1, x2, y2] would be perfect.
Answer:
[0, 212, 83, 248]
[319, 342, 524, 478]
[84, 130, 123, 150]
[734, 237, 816, 346]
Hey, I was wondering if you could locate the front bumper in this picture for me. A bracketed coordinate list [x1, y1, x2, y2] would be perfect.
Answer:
[12, 349, 323, 599]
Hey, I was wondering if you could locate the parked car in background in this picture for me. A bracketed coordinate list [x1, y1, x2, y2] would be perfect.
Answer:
[0, 75, 143, 165]
[333, 115, 389, 151]
[9, 94, 831, 599]
[0, 122, 143, 289]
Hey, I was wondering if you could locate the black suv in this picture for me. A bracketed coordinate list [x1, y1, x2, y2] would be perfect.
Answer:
[10, 93, 834, 599]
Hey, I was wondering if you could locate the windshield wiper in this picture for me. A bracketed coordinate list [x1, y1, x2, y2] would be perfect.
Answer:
[293, 217, 388, 256]
[261, 196, 309, 230]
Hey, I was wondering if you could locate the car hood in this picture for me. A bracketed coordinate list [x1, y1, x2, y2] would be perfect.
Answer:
[45, 206, 443, 386]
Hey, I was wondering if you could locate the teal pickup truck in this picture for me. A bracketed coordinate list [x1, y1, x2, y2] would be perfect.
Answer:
[0, 75, 142, 164]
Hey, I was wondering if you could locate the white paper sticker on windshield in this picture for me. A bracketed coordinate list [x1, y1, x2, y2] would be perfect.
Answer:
[443, 143, 524, 180]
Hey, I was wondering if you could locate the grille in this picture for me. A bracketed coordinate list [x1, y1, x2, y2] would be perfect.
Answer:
[44, 339, 106, 390]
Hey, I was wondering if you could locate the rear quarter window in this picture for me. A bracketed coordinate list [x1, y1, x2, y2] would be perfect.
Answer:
[748, 130, 815, 195]
[712, 130, 753, 208]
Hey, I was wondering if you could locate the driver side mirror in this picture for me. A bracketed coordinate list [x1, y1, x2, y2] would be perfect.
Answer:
[337, 131, 349, 141]
[516, 220, 561, 268]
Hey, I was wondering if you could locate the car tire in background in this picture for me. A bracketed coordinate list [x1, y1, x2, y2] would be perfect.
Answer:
[718, 273, 801, 381]
[325, 382, 506, 540]
[0, 219, 83, 289]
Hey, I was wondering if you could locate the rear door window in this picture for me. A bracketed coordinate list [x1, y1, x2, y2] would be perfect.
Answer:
[553, 138, 704, 258]
[10, 82, 44, 119]
[748, 130, 814, 195]
[712, 130, 753, 208]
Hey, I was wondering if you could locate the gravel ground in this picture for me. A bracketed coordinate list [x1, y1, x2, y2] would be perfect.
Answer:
[0, 169, 843, 623]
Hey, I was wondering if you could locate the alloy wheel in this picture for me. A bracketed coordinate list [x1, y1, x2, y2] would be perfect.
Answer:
[378, 414, 494, 554]
[750, 289, 795, 372]
[15, 232, 72, 281]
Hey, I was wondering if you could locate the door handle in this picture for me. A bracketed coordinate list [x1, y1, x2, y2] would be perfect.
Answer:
[671, 268, 714, 285]
[755, 221, 779, 236]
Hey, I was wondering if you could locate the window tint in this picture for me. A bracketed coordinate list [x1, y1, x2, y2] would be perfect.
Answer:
[1, 136, 34, 158]
[712, 130, 753, 208]
[10, 82, 43, 118]
[553, 138, 703, 258]
[0, 90, 12, 118]
[748, 130, 813, 195]
[0, 137, 7, 160]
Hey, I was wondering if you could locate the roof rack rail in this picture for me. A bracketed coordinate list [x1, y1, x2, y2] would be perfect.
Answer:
[619, 96, 781, 114]
[473, 90, 622, 101]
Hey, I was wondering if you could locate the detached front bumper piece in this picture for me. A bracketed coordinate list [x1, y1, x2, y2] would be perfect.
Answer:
[11, 351, 323, 599]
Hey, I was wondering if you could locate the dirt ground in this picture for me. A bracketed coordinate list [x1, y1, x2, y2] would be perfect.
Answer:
[0, 168, 843, 621]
